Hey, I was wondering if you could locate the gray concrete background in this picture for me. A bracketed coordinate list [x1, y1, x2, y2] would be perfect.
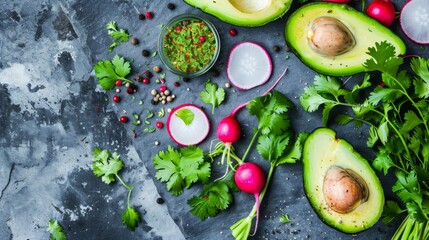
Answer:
[0, 0, 426, 239]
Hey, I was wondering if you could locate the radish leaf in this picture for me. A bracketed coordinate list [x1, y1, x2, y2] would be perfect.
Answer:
[175, 108, 194, 126]
[200, 80, 225, 114]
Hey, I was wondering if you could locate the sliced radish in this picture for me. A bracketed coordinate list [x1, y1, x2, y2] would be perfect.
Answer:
[227, 42, 272, 90]
[400, 0, 429, 44]
[166, 104, 210, 146]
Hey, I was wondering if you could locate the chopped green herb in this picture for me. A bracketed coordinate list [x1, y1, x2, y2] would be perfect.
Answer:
[280, 214, 292, 224]
[132, 112, 139, 119]
[48, 220, 67, 240]
[143, 127, 156, 133]
[160, 72, 166, 79]
[106, 21, 131, 52]
[151, 51, 157, 58]
[158, 108, 165, 118]
[175, 108, 194, 126]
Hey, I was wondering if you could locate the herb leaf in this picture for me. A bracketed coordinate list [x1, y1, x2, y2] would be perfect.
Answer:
[106, 21, 131, 52]
[93, 55, 132, 90]
[175, 108, 194, 126]
[121, 206, 141, 231]
[153, 146, 210, 196]
[187, 181, 233, 221]
[48, 220, 67, 240]
[280, 214, 292, 224]
[91, 148, 123, 184]
[200, 80, 225, 114]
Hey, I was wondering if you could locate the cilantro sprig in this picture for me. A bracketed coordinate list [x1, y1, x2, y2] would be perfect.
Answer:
[300, 41, 429, 239]
[91, 148, 141, 231]
[93, 55, 133, 90]
[106, 21, 131, 52]
[200, 80, 225, 114]
[153, 146, 211, 196]
[47, 220, 66, 240]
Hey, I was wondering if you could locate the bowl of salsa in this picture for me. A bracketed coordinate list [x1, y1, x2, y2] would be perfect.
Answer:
[158, 14, 221, 77]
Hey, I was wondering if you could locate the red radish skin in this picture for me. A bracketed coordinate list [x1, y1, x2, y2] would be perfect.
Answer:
[366, 0, 396, 27]
[400, 0, 429, 44]
[235, 162, 266, 235]
[227, 42, 273, 90]
[216, 116, 241, 144]
[166, 104, 210, 146]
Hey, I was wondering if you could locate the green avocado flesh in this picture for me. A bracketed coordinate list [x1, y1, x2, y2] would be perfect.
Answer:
[184, 0, 292, 27]
[285, 2, 406, 76]
[302, 128, 384, 233]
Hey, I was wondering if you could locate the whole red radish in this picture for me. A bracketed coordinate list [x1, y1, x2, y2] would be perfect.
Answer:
[235, 162, 266, 235]
[366, 0, 396, 27]
[217, 116, 241, 145]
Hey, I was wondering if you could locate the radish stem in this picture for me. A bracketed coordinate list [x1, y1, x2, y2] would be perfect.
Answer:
[229, 67, 288, 117]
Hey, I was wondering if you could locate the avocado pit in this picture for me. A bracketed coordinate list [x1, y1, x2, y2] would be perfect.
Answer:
[307, 17, 356, 56]
[323, 166, 368, 214]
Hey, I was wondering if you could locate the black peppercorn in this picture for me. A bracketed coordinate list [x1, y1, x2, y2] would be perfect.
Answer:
[167, 3, 176, 10]
[156, 197, 165, 204]
[151, 99, 158, 105]
[138, 14, 145, 20]
[210, 69, 220, 77]
[183, 77, 190, 82]
[273, 45, 280, 52]
[142, 50, 150, 57]
[130, 37, 138, 45]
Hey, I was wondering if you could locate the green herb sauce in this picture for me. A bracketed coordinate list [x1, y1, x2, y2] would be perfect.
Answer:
[163, 20, 217, 73]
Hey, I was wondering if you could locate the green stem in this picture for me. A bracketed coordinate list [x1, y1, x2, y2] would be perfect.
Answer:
[115, 174, 133, 207]
[241, 129, 260, 162]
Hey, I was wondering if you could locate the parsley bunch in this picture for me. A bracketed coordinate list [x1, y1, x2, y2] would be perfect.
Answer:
[91, 148, 141, 231]
[93, 55, 133, 90]
[300, 41, 429, 239]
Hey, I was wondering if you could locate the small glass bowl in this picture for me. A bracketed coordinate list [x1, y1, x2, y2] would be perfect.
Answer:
[158, 14, 221, 78]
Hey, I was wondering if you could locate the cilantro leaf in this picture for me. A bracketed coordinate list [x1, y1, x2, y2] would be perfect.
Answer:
[106, 21, 131, 52]
[400, 110, 423, 134]
[154, 146, 210, 196]
[187, 181, 233, 221]
[411, 57, 429, 99]
[200, 80, 225, 114]
[48, 220, 67, 240]
[300, 85, 333, 112]
[368, 86, 402, 105]
[121, 206, 141, 231]
[91, 148, 123, 184]
[248, 90, 293, 135]
[93, 55, 132, 90]
[175, 108, 194, 126]
[392, 171, 422, 205]
[314, 75, 347, 99]
[276, 132, 308, 166]
[372, 148, 395, 175]
[363, 41, 403, 76]
[381, 201, 404, 224]
[257, 133, 289, 162]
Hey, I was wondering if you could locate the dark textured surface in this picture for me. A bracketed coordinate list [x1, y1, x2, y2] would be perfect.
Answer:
[1, 0, 428, 239]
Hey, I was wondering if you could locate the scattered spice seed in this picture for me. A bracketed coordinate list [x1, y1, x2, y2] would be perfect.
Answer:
[167, 3, 175, 10]
[156, 197, 165, 204]
[167, 108, 172, 113]
[156, 122, 163, 129]
[225, 82, 231, 88]
[126, 87, 134, 94]
[142, 50, 150, 57]
[229, 28, 237, 36]
[145, 11, 153, 19]
[183, 77, 190, 82]
[153, 66, 162, 73]
[174, 81, 180, 87]
[113, 95, 121, 102]
[115, 88, 121, 93]
[151, 89, 157, 95]
[159, 85, 167, 92]
[130, 37, 139, 45]
[210, 69, 220, 77]
[119, 116, 128, 123]
[115, 80, 122, 86]
[143, 78, 150, 84]
[138, 14, 145, 20]
[151, 99, 158, 105]
[272, 45, 280, 52]
[125, 82, 131, 88]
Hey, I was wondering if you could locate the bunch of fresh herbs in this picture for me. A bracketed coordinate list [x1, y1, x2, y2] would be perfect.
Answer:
[300, 41, 429, 239]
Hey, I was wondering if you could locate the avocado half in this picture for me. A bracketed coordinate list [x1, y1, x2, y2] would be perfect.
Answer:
[302, 128, 384, 233]
[184, 0, 292, 27]
[285, 2, 406, 76]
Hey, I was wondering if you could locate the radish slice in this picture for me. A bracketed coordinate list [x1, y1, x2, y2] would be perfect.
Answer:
[400, 0, 429, 44]
[227, 42, 272, 90]
[166, 104, 210, 146]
